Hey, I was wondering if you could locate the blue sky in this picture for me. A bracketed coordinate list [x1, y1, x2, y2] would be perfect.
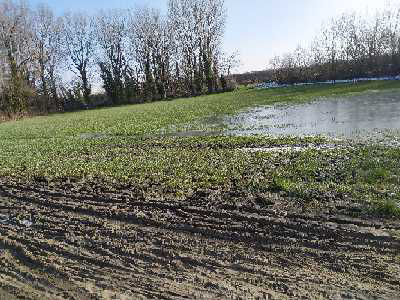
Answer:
[29, 0, 390, 73]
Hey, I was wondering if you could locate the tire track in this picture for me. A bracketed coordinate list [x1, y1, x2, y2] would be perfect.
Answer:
[0, 178, 399, 299]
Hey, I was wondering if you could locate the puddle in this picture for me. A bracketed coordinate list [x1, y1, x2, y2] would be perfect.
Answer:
[0, 214, 9, 224]
[79, 133, 109, 139]
[156, 130, 224, 138]
[240, 144, 342, 153]
[20, 220, 33, 227]
[0, 213, 33, 227]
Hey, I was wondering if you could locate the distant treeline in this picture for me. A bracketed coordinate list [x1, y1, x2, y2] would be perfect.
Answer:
[233, 3, 400, 85]
[0, 0, 238, 117]
[231, 70, 274, 85]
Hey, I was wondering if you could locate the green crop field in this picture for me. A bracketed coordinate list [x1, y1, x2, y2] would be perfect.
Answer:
[1, 80, 400, 217]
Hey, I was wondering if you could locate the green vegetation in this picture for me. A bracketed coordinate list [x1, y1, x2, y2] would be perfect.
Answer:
[1, 80, 400, 217]
[2, 80, 399, 139]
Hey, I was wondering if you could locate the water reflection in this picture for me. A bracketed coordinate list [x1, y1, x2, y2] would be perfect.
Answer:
[223, 89, 400, 138]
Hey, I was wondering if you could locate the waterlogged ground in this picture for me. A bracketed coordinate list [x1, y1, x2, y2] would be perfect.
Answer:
[0, 82, 400, 299]
[187, 89, 400, 139]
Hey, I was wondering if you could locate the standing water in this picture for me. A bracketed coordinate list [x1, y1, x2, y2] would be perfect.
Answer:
[220, 89, 400, 138]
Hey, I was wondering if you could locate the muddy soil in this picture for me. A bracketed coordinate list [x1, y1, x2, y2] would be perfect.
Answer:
[0, 177, 399, 300]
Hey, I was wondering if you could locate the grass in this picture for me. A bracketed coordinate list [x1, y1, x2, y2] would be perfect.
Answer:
[1, 80, 400, 217]
[1, 80, 399, 140]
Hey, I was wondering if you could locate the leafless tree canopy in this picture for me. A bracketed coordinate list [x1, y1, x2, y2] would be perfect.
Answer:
[269, 3, 400, 84]
[0, 0, 237, 116]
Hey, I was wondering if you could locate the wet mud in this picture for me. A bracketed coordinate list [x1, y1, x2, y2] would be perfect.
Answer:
[0, 177, 399, 299]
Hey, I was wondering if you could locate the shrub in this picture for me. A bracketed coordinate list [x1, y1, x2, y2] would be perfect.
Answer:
[0, 77, 35, 117]
[220, 75, 237, 92]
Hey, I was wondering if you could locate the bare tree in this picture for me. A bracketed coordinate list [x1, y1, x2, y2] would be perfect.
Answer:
[168, 0, 226, 95]
[292, 45, 312, 82]
[0, 0, 36, 114]
[320, 19, 343, 81]
[33, 3, 63, 111]
[129, 6, 172, 100]
[364, 11, 387, 75]
[382, 2, 400, 75]
[95, 9, 132, 103]
[168, 0, 198, 95]
[61, 12, 95, 103]
[219, 51, 240, 76]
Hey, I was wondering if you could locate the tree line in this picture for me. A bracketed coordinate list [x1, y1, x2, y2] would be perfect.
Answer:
[269, 3, 400, 84]
[0, 0, 238, 117]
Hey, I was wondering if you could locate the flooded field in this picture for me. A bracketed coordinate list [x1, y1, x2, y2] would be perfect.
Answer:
[200, 89, 400, 139]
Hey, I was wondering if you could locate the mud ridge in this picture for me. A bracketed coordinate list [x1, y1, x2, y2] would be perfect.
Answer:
[0, 178, 399, 299]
